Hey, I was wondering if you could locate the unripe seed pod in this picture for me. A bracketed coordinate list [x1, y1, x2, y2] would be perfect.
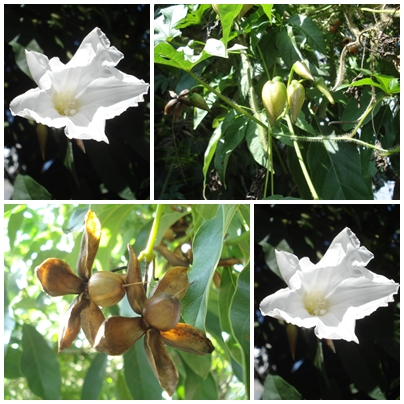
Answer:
[261, 77, 287, 127]
[314, 77, 334, 104]
[88, 271, 126, 307]
[287, 80, 305, 123]
[293, 61, 314, 81]
[189, 93, 210, 111]
[142, 292, 181, 331]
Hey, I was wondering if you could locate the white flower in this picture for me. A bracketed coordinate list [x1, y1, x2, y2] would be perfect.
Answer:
[260, 227, 399, 343]
[9, 27, 149, 144]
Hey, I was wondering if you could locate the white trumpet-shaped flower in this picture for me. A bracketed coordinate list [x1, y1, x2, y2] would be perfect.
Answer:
[260, 227, 399, 343]
[10, 27, 149, 144]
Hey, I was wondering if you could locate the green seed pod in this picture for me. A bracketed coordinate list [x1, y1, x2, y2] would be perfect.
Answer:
[314, 77, 335, 104]
[293, 61, 314, 81]
[189, 92, 210, 111]
[287, 80, 305, 123]
[261, 77, 287, 127]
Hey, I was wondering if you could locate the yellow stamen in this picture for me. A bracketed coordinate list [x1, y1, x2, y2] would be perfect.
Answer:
[304, 292, 328, 316]
[54, 92, 79, 116]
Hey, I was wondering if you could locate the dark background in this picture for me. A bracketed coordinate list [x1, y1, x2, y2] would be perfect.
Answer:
[254, 204, 400, 399]
[5, 4, 150, 199]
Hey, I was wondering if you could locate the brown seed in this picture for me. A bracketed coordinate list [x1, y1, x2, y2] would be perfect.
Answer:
[88, 271, 126, 307]
[143, 292, 181, 331]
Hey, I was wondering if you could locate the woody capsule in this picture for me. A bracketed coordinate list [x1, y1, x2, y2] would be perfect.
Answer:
[35, 210, 112, 352]
[94, 245, 215, 396]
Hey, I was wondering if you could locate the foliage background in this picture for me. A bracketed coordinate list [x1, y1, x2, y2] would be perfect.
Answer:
[154, 4, 399, 200]
[5, 5, 150, 200]
[4, 203, 250, 400]
[254, 204, 400, 399]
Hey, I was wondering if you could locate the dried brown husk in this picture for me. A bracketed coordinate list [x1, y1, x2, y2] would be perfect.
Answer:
[77, 210, 101, 280]
[58, 294, 90, 352]
[152, 266, 189, 299]
[144, 328, 179, 396]
[36, 258, 85, 296]
[126, 244, 147, 314]
[94, 316, 148, 355]
[80, 300, 106, 347]
[160, 323, 215, 355]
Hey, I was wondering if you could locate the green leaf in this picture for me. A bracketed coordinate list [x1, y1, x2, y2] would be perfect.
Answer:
[12, 174, 53, 200]
[245, 120, 268, 168]
[184, 366, 218, 400]
[4, 347, 23, 379]
[178, 350, 212, 379]
[214, 115, 247, 189]
[263, 374, 303, 399]
[202, 123, 223, 199]
[9, 36, 43, 79]
[154, 5, 188, 44]
[229, 265, 250, 398]
[276, 28, 302, 67]
[182, 206, 224, 331]
[116, 370, 133, 400]
[337, 342, 386, 399]
[218, 268, 243, 364]
[288, 14, 326, 54]
[261, 4, 273, 21]
[123, 338, 163, 399]
[214, 4, 242, 46]
[176, 4, 211, 29]
[154, 42, 212, 71]
[21, 323, 61, 399]
[307, 140, 373, 199]
[81, 353, 108, 399]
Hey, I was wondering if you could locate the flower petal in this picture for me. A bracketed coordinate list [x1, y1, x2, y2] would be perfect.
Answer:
[327, 275, 399, 320]
[35, 258, 85, 296]
[260, 287, 318, 328]
[160, 323, 214, 355]
[25, 50, 51, 86]
[126, 245, 147, 314]
[152, 266, 189, 299]
[76, 210, 101, 280]
[80, 300, 105, 347]
[9, 27, 149, 144]
[144, 328, 178, 396]
[9, 87, 68, 126]
[58, 294, 89, 352]
[94, 316, 147, 355]
[275, 250, 304, 289]
[319, 227, 374, 271]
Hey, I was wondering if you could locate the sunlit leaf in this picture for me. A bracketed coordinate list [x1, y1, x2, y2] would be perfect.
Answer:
[81, 353, 108, 399]
[21, 324, 61, 399]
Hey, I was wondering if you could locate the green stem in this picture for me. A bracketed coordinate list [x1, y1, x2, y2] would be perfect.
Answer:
[187, 70, 267, 129]
[138, 204, 164, 263]
[347, 95, 384, 138]
[285, 114, 320, 200]
[263, 125, 274, 198]
[275, 132, 395, 153]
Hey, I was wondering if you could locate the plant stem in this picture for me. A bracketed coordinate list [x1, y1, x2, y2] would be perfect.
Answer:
[263, 125, 274, 198]
[138, 204, 164, 262]
[285, 114, 320, 200]
[187, 70, 267, 129]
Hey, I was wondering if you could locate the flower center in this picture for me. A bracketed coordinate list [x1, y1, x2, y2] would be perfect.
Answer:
[304, 292, 328, 316]
[54, 92, 79, 116]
